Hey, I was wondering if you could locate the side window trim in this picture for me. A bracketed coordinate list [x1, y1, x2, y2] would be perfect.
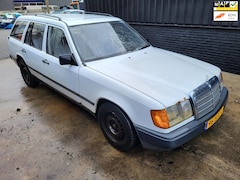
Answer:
[41, 24, 48, 52]
[21, 21, 31, 42]
[24, 22, 34, 45]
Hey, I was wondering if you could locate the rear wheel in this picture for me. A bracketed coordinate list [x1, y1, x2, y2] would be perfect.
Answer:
[98, 102, 138, 152]
[19, 59, 39, 87]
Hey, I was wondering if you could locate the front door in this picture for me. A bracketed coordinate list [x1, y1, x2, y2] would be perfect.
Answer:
[40, 25, 80, 102]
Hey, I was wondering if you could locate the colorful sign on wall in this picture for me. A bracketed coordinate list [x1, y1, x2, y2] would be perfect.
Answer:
[213, 1, 238, 21]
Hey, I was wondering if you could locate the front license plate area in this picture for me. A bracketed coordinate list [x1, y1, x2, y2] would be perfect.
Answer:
[204, 106, 224, 130]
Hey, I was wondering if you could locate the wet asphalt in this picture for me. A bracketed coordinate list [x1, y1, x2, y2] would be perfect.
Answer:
[0, 29, 240, 179]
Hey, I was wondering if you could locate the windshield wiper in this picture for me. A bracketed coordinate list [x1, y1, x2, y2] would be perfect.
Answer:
[134, 44, 150, 51]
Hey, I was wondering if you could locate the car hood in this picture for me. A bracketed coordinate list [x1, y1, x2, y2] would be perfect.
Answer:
[86, 46, 220, 107]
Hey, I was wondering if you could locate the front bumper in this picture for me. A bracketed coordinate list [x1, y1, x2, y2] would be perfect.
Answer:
[136, 87, 228, 151]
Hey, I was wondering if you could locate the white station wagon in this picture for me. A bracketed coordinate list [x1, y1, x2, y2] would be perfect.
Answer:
[8, 13, 228, 152]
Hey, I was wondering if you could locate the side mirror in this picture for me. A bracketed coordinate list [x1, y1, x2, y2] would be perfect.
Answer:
[59, 54, 77, 66]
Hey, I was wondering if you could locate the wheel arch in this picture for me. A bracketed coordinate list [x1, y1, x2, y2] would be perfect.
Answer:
[96, 98, 140, 151]
[96, 98, 131, 121]
[96, 98, 138, 133]
[94, 87, 157, 130]
[16, 54, 25, 67]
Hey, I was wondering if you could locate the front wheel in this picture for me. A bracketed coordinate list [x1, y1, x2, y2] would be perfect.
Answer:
[98, 102, 138, 152]
[19, 59, 39, 88]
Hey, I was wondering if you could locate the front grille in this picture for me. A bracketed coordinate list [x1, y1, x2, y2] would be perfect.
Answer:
[191, 76, 221, 119]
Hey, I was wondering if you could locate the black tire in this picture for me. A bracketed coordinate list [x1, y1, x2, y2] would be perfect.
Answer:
[98, 102, 138, 152]
[19, 59, 39, 88]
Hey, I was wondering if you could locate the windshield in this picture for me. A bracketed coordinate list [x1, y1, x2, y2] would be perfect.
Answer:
[69, 21, 149, 62]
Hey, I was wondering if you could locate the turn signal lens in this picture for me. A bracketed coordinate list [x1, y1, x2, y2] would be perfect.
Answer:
[150, 110, 170, 129]
[218, 72, 224, 89]
[220, 72, 224, 82]
[151, 100, 193, 129]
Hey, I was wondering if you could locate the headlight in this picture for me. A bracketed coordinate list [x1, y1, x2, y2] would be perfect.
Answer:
[151, 99, 193, 129]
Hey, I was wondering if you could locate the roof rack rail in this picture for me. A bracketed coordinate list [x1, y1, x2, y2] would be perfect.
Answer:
[84, 11, 113, 17]
[35, 14, 62, 21]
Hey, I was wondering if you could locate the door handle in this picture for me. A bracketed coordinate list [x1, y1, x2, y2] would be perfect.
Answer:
[42, 59, 49, 65]
[21, 49, 26, 53]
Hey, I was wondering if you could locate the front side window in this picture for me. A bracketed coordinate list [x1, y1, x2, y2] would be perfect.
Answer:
[24, 22, 45, 50]
[10, 21, 27, 40]
[69, 21, 149, 62]
[46, 26, 71, 58]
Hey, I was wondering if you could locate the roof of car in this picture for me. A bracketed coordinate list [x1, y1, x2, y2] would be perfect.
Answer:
[17, 12, 121, 26]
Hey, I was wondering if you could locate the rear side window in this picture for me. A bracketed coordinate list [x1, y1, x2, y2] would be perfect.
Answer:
[24, 22, 45, 50]
[10, 21, 27, 40]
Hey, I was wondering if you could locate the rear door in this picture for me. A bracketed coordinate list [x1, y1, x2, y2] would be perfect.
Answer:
[8, 20, 28, 61]
[21, 22, 46, 76]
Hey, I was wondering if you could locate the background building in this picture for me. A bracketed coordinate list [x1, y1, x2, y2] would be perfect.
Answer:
[48, 0, 72, 6]
[13, 0, 44, 11]
[0, 0, 73, 11]
[0, 0, 14, 11]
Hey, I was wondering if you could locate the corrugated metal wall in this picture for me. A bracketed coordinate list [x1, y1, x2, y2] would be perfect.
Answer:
[86, 0, 240, 27]
[85, 0, 240, 74]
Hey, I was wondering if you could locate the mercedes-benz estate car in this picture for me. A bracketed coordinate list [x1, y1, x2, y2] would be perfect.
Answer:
[8, 12, 228, 152]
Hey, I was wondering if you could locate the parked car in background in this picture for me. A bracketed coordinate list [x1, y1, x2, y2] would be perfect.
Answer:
[0, 13, 14, 25]
[0, 13, 21, 29]
[8, 12, 228, 152]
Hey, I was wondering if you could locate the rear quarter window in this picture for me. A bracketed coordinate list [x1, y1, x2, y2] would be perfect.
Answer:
[10, 21, 27, 41]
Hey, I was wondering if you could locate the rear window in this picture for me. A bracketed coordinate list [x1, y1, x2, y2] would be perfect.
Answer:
[10, 21, 27, 40]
